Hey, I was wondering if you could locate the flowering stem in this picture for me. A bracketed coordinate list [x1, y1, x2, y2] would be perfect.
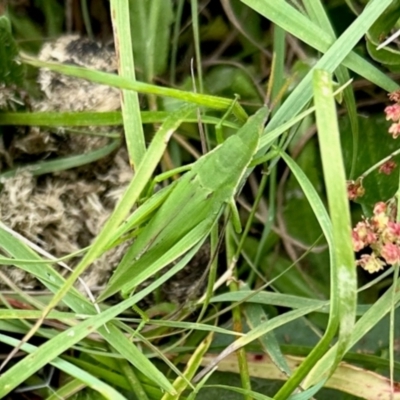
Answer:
[358, 147, 400, 181]
[395, 172, 400, 223]
[389, 264, 399, 396]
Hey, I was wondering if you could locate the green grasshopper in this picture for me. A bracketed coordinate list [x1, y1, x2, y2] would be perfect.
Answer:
[98, 106, 269, 301]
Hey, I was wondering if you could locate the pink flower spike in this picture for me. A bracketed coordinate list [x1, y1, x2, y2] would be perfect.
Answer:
[385, 104, 400, 121]
[373, 202, 387, 216]
[352, 231, 365, 252]
[387, 221, 400, 239]
[388, 90, 400, 102]
[381, 243, 400, 265]
[389, 122, 400, 138]
[347, 180, 365, 200]
[379, 160, 397, 175]
[357, 254, 385, 273]
[372, 202, 389, 230]
[372, 213, 389, 231]
[353, 221, 369, 237]
[352, 221, 377, 249]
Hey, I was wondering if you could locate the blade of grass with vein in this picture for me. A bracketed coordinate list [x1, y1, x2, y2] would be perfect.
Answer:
[312, 69, 356, 374]
[110, 0, 146, 169]
[0, 110, 240, 129]
[0, 226, 89, 313]
[273, 70, 356, 399]
[0, 111, 124, 126]
[302, 0, 359, 178]
[273, 149, 336, 397]
[259, 80, 351, 150]
[19, 54, 248, 121]
[170, 0, 185, 84]
[0, 309, 75, 320]
[225, 226, 252, 400]
[212, 291, 328, 310]
[129, 0, 172, 85]
[116, 321, 238, 340]
[0, 334, 127, 400]
[269, 24, 285, 111]
[0, 309, 241, 337]
[190, 0, 204, 94]
[203, 385, 274, 400]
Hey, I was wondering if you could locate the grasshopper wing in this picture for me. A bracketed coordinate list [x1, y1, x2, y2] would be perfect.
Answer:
[98, 107, 268, 301]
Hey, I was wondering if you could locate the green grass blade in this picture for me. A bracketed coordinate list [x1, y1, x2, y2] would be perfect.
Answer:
[0, 226, 88, 312]
[303, 281, 400, 389]
[274, 150, 336, 398]
[273, 69, 357, 399]
[202, 385, 274, 400]
[194, 304, 323, 382]
[0, 16, 24, 86]
[244, 0, 395, 157]
[211, 291, 370, 316]
[0, 241, 209, 396]
[241, 0, 396, 96]
[311, 69, 356, 374]
[0, 334, 128, 400]
[163, 332, 213, 399]
[0, 110, 240, 129]
[110, 0, 146, 169]
[302, 0, 359, 179]
[45, 378, 87, 400]
[20, 54, 248, 121]
[243, 289, 291, 376]
[0, 139, 120, 179]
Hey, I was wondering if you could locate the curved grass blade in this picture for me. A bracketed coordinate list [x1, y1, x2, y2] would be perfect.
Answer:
[0, 138, 120, 179]
[0, 334, 127, 400]
[20, 54, 248, 121]
[303, 280, 400, 390]
[273, 70, 356, 399]
[247, 0, 395, 156]
[0, 110, 240, 129]
[241, 0, 396, 108]
[0, 240, 209, 397]
[110, 0, 146, 169]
